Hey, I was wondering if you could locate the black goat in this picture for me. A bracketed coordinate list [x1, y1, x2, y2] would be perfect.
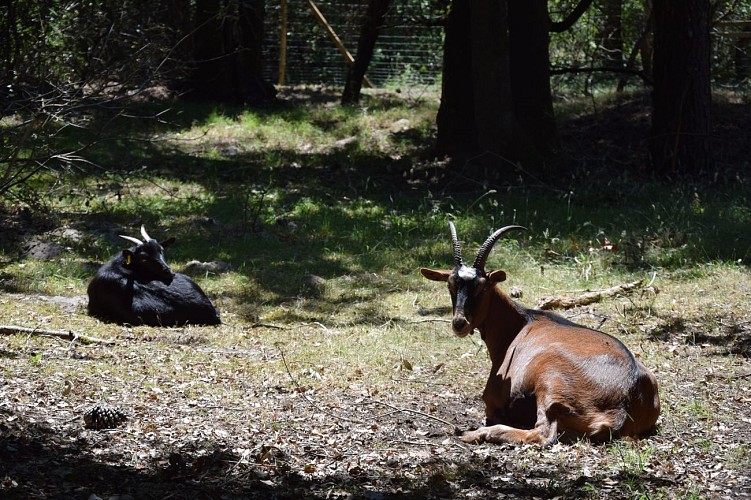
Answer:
[87, 226, 221, 326]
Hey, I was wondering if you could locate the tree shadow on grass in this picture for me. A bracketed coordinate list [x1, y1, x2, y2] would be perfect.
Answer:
[3, 95, 751, 325]
[645, 310, 751, 357]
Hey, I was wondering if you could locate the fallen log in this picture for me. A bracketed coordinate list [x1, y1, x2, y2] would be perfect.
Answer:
[0, 325, 114, 344]
[537, 279, 648, 310]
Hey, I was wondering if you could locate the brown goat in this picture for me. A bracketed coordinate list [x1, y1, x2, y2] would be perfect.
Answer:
[421, 222, 660, 445]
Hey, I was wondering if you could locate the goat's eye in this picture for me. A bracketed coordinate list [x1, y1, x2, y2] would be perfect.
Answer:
[472, 278, 486, 295]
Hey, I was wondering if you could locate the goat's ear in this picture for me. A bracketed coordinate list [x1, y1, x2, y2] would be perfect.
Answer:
[420, 268, 451, 282]
[160, 237, 176, 248]
[488, 270, 507, 283]
[122, 249, 134, 266]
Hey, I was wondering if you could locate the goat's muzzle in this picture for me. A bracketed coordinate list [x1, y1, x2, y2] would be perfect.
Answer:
[452, 310, 473, 337]
[160, 267, 176, 285]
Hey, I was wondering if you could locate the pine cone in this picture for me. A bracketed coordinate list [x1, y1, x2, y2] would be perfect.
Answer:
[83, 405, 129, 430]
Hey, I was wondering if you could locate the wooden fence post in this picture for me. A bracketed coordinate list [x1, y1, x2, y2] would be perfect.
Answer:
[279, 0, 288, 85]
[304, 0, 373, 87]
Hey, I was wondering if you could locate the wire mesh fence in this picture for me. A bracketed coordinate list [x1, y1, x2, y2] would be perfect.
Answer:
[262, 0, 444, 89]
[261, 2, 749, 92]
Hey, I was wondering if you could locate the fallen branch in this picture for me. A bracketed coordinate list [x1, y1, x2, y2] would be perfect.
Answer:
[250, 322, 287, 330]
[0, 325, 114, 344]
[537, 279, 648, 310]
[371, 400, 459, 432]
[409, 318, 451, 324]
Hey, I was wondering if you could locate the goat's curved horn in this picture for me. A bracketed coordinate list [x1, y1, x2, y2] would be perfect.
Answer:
[448, 221, 463, 267]
[119, 235, 143, 246]
[140, 225, 152, 242]
[472, 225, 527, 270]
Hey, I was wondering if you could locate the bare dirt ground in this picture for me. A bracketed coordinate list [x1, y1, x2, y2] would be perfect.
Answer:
[1, 285, 750, 499]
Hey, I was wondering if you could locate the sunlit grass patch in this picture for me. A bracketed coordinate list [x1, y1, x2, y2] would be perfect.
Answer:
[1, 91, 750, 499]
[164, 96, 438, 160]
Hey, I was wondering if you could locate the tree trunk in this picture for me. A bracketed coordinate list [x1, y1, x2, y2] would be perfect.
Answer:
[236, 0, 275, 102]
[436, 0, 552, 166]
[468, 0, 515, 161]
[190, 0, 225, 97]
[341, 0, 392, 105]
[156, 0, 193, 82]
[639, 0, 654, 79]
[435, 0, 477, 156]
[507, 0, 557, 157]
[188, 0, 274, 103]
[1, 0, 17, 76]
[649, 0, 711, 176]
[734, 32, 750, 84]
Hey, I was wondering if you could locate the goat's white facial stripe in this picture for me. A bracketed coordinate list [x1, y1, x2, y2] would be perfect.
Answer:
[458, 266, 477, 280]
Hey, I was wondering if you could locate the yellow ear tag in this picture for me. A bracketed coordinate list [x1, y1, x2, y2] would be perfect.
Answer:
[125, 254, 131, 265]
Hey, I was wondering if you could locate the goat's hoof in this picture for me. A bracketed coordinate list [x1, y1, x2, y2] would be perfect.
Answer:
[461, 430, 484, 444]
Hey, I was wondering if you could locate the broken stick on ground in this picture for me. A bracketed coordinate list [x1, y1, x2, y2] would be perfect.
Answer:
[536, 279, 652, 310]
[0, 325, 114, 344]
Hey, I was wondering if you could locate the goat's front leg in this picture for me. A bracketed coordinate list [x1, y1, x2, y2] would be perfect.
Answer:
[464, 403, 559, 446]
[462, 418, 558, 446]
[481, 366, 509, 425]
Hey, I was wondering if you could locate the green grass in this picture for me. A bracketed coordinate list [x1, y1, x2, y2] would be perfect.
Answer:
[2, 92, 750, 329]
[1, 89, 750, 498]
[2, 91, 750, 338]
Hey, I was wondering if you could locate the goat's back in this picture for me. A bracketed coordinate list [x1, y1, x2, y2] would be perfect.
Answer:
[128, 273, 221, 326]
[87, 260, 220, 326]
